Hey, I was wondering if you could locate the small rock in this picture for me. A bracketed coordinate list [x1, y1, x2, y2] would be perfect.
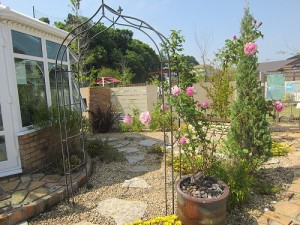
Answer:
[264, 208, 269, 212]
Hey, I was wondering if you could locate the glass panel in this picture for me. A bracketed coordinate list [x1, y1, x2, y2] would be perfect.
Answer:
[48, 63, 70, 107]
[11, 30, 43, 57]
[46, 40, 67, 62]
[0, 136, 8, 162]
[15, 59, 47, 127]
[0, 103, 3, 131]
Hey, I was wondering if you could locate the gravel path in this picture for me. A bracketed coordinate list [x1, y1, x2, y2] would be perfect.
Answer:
[28, 131, 295, 225]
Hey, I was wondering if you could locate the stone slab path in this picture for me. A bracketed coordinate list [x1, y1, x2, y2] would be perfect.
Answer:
[256, 132, 300, 225]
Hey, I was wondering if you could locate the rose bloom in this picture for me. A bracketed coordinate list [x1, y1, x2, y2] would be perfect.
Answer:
[123, 115, 133, 125]
[233, 35, 237, 39]
[139, 111, 151, 124]
[179, 137, 187, 145]
[244, 42, 258, 56]
[186, 86, 195, 97]
[274, 101, 284, 112]
[197, 101, 209, 109]
[161, 103, 168, 111]
[172, 86, 181, 96]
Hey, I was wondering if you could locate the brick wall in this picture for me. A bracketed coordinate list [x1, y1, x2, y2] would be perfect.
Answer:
[18, 129, 47, 173]
[18, 128, 61, 173]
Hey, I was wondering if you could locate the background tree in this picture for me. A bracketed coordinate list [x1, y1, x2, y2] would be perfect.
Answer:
[39, 17, 50, 24]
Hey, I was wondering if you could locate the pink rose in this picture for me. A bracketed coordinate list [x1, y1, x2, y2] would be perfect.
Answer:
[172, 86, 181, 96]
[123, 115, 132, 125]
[197, 101, 209, 109]
[178, 127, 182, 132]
[253, 19, 257, 24]
[233, 35, 237, 40]
[179, 137, 187, 145]
[139, 111, 151, 124]
[161, 103, 167, 111]
[244, 42, 258, 56]
[186, 86, 195, 97]
[274, 101, 284, 112]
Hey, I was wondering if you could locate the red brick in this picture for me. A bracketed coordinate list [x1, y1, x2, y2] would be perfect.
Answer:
[11, 209, 24, 224]
[29, 141, 40, 148]
[0, 214, 9, 225]
[35, 199, 46, 214]
[22, 203, 36, 220]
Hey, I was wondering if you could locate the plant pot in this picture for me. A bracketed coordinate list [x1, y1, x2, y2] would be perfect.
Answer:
[176, 176, 229, 225]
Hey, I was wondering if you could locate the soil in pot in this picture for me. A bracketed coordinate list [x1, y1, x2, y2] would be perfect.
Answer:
[177, 176, 229, 225]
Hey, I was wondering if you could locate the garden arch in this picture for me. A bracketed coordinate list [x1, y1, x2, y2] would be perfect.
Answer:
[55, 0, 177, 214]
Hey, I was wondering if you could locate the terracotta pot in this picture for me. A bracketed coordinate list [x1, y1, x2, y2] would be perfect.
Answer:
[176, 176, 229, 225]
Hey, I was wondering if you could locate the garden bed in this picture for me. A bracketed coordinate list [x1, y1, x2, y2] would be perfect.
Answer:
[29, 132, 295, 225]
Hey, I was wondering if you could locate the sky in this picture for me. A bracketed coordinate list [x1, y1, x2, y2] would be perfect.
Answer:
[2, 0, 300, 63]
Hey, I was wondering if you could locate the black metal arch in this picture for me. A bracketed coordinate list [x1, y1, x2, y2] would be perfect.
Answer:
[55, 0, 176, 215]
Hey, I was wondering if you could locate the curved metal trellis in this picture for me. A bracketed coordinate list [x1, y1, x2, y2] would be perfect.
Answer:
[55, 0, 177, 214]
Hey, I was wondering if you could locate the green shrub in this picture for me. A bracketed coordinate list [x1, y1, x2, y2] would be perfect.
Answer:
[271, 140, 291, 156]
[149, 100, 175, 131]
[85, 138, 125, 162]
[208, 158, 255, 210]
[166, 153, 203, 175]
[148, 144, 164, 155]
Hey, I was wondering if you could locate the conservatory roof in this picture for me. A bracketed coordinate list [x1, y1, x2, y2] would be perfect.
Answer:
[0, 4, 71, 40]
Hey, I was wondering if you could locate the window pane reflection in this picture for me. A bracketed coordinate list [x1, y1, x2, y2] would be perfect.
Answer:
[15, 58, 47, 127]
[12, 30, 43, 57]
[48, 63, 70, 107]
[46, 40, 67, 62]
[0, 136, 8, 162]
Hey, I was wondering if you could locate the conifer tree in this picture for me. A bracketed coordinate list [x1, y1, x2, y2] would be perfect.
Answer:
[228, 5, 272, 162]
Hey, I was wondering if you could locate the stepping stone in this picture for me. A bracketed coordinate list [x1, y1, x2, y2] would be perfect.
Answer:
[97, 198, 147, 225]
[0, 193, 10, 201]
[126, 155, 144, 165]
[139, 139, 157, 147]
[125, 134, 142, 139]
[102, 137, 118, 142]
[113, 140, 130, 148]
[128, 166, 149, 173]
[119, 147, 139, 153]
[274, 201, 300, 218]
[122, 178, 150, 189]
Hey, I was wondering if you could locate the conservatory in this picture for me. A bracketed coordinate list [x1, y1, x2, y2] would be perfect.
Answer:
[0, 5, 81, 177]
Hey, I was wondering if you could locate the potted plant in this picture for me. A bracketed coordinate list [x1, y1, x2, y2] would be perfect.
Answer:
[166, 6, 285, 224]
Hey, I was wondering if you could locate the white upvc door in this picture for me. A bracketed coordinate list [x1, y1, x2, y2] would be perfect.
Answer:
[0, 24, 21, 177]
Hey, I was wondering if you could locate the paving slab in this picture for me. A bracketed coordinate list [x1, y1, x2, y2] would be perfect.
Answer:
[1, 180, 20, 192]
[139, 139, 158, 147]
[118, 147, 139, 153]
[126, 155, 144, 165]
[127, 166, 149, 173]
[274, 201, 300, 218]
[97, 198, 147, 225]
[122, 177, 150, 189]
[12, 190, 28, 205]
[28, 181, 46, 191]
[42, 174, 62, 183]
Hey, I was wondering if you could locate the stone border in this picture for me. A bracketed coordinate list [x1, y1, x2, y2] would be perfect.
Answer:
[0, 154, 92, 225]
